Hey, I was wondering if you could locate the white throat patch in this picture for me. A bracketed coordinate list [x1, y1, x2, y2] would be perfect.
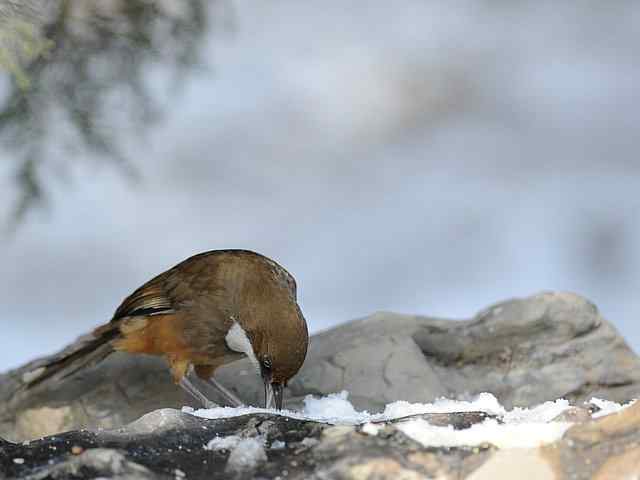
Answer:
[225, 321, 259, 369]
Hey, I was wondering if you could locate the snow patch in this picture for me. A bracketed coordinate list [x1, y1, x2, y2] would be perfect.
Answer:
[382, 392, 506, 418]
[225, 437, 267, 473]
[302, 391, 367, 423]
[502, 399, 571, 424]
[270, 440, 286, 450]
[184, 391, 636, 449]
[589, 398, 636, 418]
[184, 391, 571, 425]
[205, 435, 242, 451]
[183, 391, 371, 424]
[396, 419, 572, 449]
[361, 422, 382, 436]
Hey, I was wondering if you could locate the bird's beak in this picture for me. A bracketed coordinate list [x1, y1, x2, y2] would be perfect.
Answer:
[264, 381, 284, 410]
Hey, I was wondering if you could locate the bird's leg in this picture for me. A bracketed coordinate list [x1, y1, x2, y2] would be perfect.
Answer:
[179, 376, 219, 409]
[170, 358, 218, 408]
[192, 364, 244, 407]
[204, 376, 244, 407]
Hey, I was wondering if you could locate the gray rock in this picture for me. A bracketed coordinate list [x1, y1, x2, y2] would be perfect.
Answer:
[115, 409, 203, 436]
[14, 448, 157, 480]
[412, 291, 640, 407]
[2, 291, 639, 442]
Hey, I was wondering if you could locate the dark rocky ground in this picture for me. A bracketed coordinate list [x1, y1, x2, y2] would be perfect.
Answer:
[1, 410, 326, 479]
[2, 403, 640, 479]
[0, 407, 502, 480]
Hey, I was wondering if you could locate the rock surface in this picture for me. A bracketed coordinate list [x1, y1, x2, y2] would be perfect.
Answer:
[1, 401, 640, 480]
[2, 291, 640, 443]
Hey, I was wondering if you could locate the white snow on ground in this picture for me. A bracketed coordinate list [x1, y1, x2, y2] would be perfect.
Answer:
[395, 418, 571, 449]
[501, 399, 571, 424]
[270, 440, 286, 450]
[360, 422, 383, 436]
[224, 437, 267, 473]
[589, 398, 637, 418]
[205, 434, 243, 451]
[184, 391, 372, 424]
[185, 391, 569, 424]
[381, 392, 506, 419]
[185, 391, 635, 449]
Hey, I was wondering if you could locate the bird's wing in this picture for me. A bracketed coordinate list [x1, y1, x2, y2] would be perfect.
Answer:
[110, 258, 234, 352]
[111, 253, 219, 321]
[112, 277, 175, 320]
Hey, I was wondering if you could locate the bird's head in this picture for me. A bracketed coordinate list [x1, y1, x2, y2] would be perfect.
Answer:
[226, 302, 308, 410]
[251, 307, 308, 410]
[247, 301, 308, 410]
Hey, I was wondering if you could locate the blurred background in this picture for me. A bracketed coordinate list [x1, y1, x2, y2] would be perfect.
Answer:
[1, 0, 639, 371]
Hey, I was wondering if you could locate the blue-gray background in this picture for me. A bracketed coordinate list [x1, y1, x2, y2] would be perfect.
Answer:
[1, 1, 639, 371]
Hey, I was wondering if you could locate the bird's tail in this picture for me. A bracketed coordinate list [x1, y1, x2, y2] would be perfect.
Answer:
[21, 323, 120, 390]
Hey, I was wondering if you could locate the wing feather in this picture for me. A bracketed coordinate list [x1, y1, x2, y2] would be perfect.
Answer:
[112, 278, 174, 320]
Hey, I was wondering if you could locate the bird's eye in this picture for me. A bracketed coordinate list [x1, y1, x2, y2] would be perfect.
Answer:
[262, 358, 272, 370]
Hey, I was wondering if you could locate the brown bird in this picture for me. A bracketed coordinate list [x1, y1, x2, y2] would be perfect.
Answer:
[24, 250, 309, 410]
